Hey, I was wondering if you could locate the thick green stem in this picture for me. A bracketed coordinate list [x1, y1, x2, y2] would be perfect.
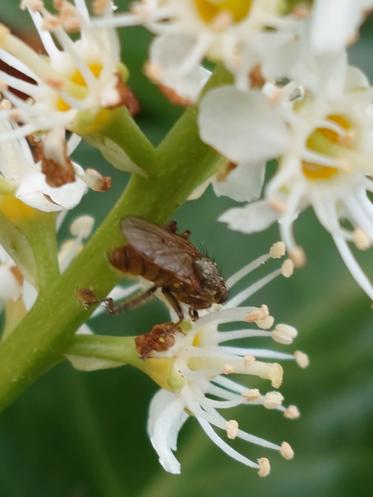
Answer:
[0, 66, 232, 411]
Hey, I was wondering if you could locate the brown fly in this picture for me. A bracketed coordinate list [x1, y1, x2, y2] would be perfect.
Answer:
[105, 216, 228, 321]
[135, 322, 181, 359]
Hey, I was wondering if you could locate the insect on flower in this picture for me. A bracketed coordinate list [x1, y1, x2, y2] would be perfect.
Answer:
[108, 216, 228, 320]
[135, 321, 182, 359]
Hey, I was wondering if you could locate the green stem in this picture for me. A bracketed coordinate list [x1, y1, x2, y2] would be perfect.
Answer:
[0, 66, 232, 411]
[22, 213, 60, 294]
[67, 335, 141, 367]
[84, 107, 158, 177]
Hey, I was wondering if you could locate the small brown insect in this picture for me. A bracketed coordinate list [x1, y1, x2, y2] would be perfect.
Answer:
[107, 216, 228, 320]
[135, 322, 180, 359]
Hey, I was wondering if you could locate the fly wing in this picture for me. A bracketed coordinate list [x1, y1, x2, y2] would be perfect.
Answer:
[121, 217, 200, 284]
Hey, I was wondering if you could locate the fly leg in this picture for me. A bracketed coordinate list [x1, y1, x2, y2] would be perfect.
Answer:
[161, 287, 184, 322]
[76, 286, 158, 315]
[105, 286, 158, 315]
[166, 220, 191, 240]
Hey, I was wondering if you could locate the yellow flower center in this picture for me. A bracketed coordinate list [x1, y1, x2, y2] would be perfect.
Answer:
[56, 62, 103, 112]
[302, 114, 353, 181]
[0, 194, 40, 223]
[194, 0, 252, 23]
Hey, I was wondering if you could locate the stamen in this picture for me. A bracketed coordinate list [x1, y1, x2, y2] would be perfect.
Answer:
[244, 354, 256, 366]
[223, 364, 234, 374]
[83, 168, 112, 192]
[269, 241, 286, 259]
[294, 351, 309, 369]
[226, 419, 239, 440]
[242, 388, 261, 401]
[280, 442, 294, 460]
[281, 259, 294, 278]
[353, 227, 371, 250]
[272, 324, 298, 345]
[263, 391, 284, 409]
[258, 457, 271, 477]
[289, 246, 307, 267]
[284, 405, 300, 419]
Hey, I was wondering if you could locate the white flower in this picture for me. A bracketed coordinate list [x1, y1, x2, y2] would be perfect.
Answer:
[199, 54, 373, 300]
[93, 0, 305, 96]
[147, 243, 305, 475]
[311, 0, 373, 54]
[0, 0, 125, 139]
[0, 119, 87, 212]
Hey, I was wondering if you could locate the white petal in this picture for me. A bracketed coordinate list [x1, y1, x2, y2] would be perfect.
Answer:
[0, 266, 21, 301]
[219, 201, 278, 234]
[213, 162, 266, 202]
[147, 389, 188, 475]
[344, 65, 370, 91]
[311, 0, 371, 54]
[16, 171, 87, 212]
[150, 34, 210, 102]
[22, 280, 37, 310]
[199, 87, 288, 164]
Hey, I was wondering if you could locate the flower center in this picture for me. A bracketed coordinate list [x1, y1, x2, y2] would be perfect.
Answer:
[56, 63, 103, 112]
[0, 194, 40, 223]
[194, 0, 252, 23]
[302, 114, 353, 181]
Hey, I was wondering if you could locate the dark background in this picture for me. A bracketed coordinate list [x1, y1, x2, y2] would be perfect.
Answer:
[0, 2, 372, 496]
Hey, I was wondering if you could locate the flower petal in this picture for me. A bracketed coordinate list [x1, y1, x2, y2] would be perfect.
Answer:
[213, 162, 266, 202]
[148, 389, 188, 475]
[219, 201, 278, 233]
[16, 171, 87, 212]
[199, 86, 288, 164]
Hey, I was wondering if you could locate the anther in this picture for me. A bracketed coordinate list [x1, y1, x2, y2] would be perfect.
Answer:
[84, 169, 112, 192]
[223, 364, 234, 375]
[21, 0, 44, 11]
[269, 198, 287, 213]
[270, 241, 286, 259]
[281, 259, 294, 278]
[289, 246, 306, 267]
[294, 351, 309, 369]
[257, 315, 275, 329]
[269, 363, 283, 388]
[280, 441, 294, 460]
[353, 228, 371, 250]
[263, 391, 284, 409]
[226, 420, 239, 440]
[242, 388, 261, 401]
[0, 24, 10, 47]
[258, 457, 271, 477]
[93, 0, 112, 15]
[284, 405, 300, 420]
[244, 355, 256, 367]
[272, 324, 298, 345]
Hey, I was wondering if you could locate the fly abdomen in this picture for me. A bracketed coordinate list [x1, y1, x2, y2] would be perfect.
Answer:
[109, 245, 144, 275]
